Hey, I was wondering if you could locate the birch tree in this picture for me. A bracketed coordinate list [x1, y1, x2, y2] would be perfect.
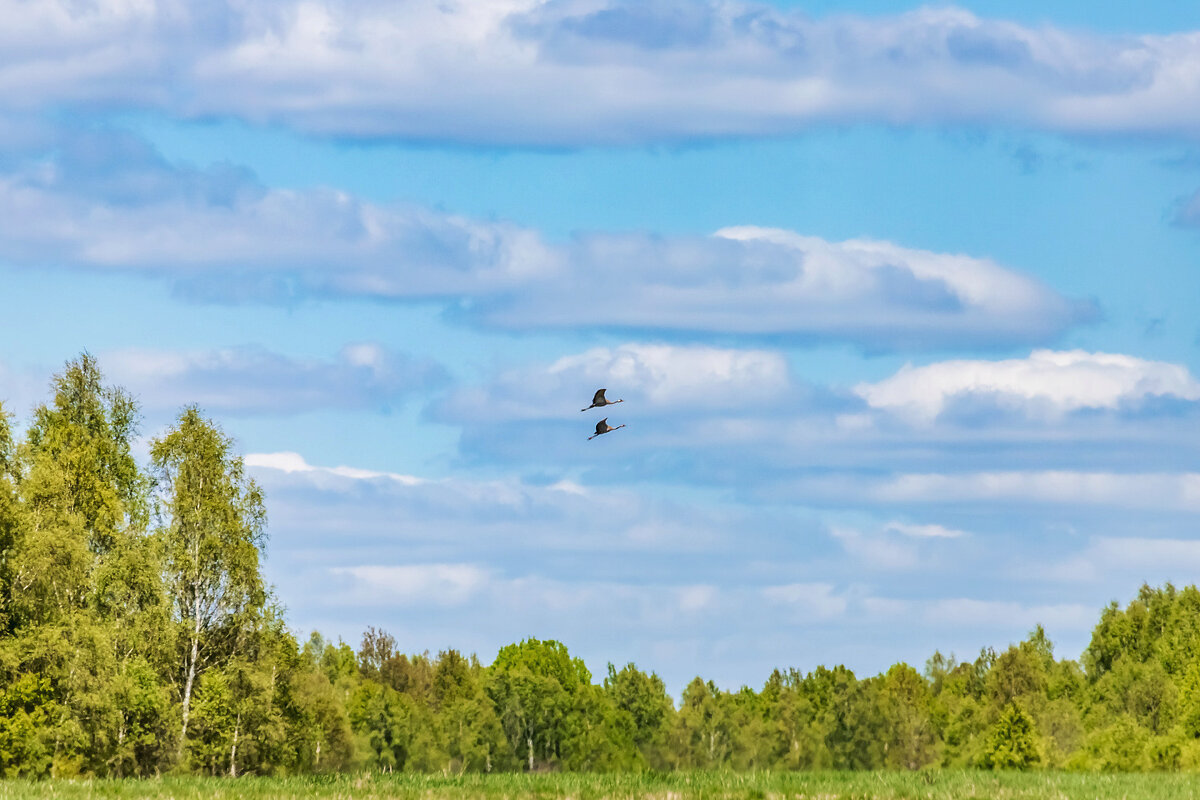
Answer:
[150, 408, 266, 759]
[0, 403, 17, 636]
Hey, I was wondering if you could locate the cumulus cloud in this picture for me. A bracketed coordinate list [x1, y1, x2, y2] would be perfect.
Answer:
[856, 349, 1200, 424]
[479, 228, 1085, 347]
[101, 343, 447, 415]
[0, 132, 1084, 348]
[0, 149, 554, 297]
[437, 342, 792, 423]
[785, 470, 1200, 512]
[4, 1, 1200, 144]
[437, 342, 1200, 482]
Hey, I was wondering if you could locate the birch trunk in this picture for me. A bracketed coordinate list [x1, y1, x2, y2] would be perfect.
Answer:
[178, 604, 201, 758]
[229, 713, 240, 778]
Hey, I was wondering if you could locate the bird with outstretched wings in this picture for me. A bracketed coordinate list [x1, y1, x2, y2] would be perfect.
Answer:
[588, 417, 625, 440]
[581, 388, 623, 412]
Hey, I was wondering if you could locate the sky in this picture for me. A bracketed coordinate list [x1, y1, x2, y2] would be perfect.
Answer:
[2, 0, 1200, 695]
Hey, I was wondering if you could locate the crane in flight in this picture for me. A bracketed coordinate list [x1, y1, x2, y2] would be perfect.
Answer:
[588, 418, 625, 440]
[581, 388, 624, 412]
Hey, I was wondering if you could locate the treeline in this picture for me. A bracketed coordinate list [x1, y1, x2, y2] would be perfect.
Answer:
[1, 356, 1200, 777]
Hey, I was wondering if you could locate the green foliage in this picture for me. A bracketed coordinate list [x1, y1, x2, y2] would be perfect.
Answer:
[487, 638, 595, 770]
[0, 402, 17, 637]
[604, 663, 672, 767]
[150, 407, 268, 759]
[878, 663, 939, 770]
[0, 673, 54, 777]
[9, 353, 1200, 780]
[348, 680, 413, 772]
[13, 354, 146, 627]
[982, 702, 1042, 770]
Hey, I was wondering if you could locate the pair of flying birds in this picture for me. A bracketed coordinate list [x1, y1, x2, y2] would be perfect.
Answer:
[581, 389, 625, 440]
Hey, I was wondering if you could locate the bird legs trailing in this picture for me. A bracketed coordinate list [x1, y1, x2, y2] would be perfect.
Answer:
[588, 418, 626, 440]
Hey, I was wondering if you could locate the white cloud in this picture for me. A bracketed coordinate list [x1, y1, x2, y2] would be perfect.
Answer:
[829, 525, 918, 571]
[825, 520, 965, 570]
[885, 521, 967, 539]
[244, 451, 424, 485]
[921, 598, 1093, 631]
[552, 343, 789, 405]
[0, 137, 1083, 346]
[796, 470, 1200, 512]
[228, 448, 1179, 687]
[332, 564, 493, 606]
[244, 450, 748, 554]
[677, 585, 718, 612]
[440, 342, 791, 423]
[762, 582, 848, 619]
[6, 1, 1200, 144]
[484, 229, 1081, 347]
[101, 343, 447, 415]
[853, 595, 1094, 635]
[856, 349, 1200, 423]
[442, 343, 1200, 479]
[1038, 536, 1200, 584]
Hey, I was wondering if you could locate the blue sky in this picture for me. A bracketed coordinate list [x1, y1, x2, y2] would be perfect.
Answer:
[2, 0, 1200, 694]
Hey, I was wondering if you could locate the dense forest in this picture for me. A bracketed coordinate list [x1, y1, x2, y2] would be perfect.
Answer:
[1, 355, 1199, 778]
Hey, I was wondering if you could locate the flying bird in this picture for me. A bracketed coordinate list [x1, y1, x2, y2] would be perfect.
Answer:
[581, 388, 624, 412]
[588, 418, 625, 440]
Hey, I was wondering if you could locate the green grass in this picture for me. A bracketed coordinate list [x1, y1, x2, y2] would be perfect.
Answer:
[3, 771, 1200, 800]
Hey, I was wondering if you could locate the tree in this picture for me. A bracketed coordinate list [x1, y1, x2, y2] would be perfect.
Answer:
[284, 661, 355, 773]
[671, 677, 735, 768]
[12, 354, 146, 627]
[877, 663, 939, 770]
[150, 407, 267, 759]
[347, 681, 413, 772]
[2, 356, 162, 777]
[982, 702, 1042, 770]
[487, 638, 591, 770]
[0, 403, 17, 636]
[604, 663, 673, 767]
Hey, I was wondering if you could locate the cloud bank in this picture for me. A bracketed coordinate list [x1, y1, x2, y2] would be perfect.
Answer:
[0, 133, 1086, 349]
[102, 343, 447, 416]
[243, 449, 1115, 689]
[855, 349, 1200, 424]
[5, 1, 1200, 145]
[438, 343, 1200, 479]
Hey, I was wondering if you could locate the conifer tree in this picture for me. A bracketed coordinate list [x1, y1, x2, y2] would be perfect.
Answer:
[982, 702, 1042, 769]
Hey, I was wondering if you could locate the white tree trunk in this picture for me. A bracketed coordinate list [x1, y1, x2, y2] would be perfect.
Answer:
[230, 714, 240, 778]
[178, 605, 202, 758]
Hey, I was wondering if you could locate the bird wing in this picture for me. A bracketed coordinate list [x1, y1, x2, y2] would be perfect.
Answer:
[592, 388, 607, 405]
[595, 418, 607, 434]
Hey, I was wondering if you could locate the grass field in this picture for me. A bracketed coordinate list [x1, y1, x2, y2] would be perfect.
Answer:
[3, 771, 1200, 800]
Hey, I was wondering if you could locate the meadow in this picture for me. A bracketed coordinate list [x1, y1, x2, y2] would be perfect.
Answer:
[4, 771, 1200, 800]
